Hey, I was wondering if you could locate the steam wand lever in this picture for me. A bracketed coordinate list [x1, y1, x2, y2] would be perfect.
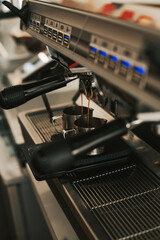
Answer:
[2, 1, 28, 24]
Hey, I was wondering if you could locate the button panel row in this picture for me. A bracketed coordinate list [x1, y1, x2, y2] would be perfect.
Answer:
[29, 13, 72, 48]
[29, 13, 41, 32]
[89, 35, 148, 89]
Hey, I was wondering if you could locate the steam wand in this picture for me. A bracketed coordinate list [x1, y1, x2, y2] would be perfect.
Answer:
[31, 112, 160, 177]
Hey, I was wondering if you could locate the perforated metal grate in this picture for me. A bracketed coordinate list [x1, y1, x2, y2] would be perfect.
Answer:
[26, 109, 160, 240]
[26, 109, 63, 142]
[70, 162, 160, 240]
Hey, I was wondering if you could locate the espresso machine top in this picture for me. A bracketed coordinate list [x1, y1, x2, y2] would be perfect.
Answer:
[19, 0, 160, 111]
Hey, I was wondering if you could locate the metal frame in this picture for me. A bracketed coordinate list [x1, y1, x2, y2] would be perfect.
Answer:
[23, 0, 160, 109]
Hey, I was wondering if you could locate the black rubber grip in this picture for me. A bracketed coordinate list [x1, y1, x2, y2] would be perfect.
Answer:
[0, 85, 26, 109]
[32, 139, 74, 175]
[0, 11, 16, 19]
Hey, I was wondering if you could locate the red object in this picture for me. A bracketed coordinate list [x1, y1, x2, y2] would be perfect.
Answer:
[119, 10, 135, 20]
[136, 15, 154, 25]
[100, 4, 116, 16]
[69, 62, 78, 68]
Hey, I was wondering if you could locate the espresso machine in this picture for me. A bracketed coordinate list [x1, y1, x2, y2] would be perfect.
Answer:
[1, 1, 160, 239]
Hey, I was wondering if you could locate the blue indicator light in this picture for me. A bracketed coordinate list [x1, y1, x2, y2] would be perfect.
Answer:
[64, 35, 69, 39]
[30, 20, 33, 23]
[121, 60, 131, 68]
[134, 66, 146, 75]
[110, 55, 119, 62]
[99, 50, 107, 57]
[90, 46, 98, 52]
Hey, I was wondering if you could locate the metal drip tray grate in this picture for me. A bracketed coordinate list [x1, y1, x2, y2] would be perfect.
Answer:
[69, 161, 160, 240]
[26, 109, 63, 142]
[25, 108, 160, 239]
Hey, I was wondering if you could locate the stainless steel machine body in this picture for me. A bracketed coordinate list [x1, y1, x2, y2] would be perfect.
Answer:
[11, 1, 160, 239]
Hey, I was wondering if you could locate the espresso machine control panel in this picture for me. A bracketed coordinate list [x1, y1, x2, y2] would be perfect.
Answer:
[29, 11, 148, 90]
[22, 0, 160, 111]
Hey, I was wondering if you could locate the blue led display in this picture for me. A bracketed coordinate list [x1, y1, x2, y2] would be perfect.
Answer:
[110, 55, 119, 62]
[134, 66, 146, 75]
[99, 50, 107, 57]
[64, 35, 69, 39]
[30, 20, 33, 23]
[121, 60, 131, 68]
[90, 46, 98, 52]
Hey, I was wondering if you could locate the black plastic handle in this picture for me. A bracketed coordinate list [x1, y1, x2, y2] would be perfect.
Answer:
[31, 118, 128, 175]
[0, 77, 66, 109]
[0, 85, 26, 109]
[0, 11, 16, 19]
[2, 1, 28, 24]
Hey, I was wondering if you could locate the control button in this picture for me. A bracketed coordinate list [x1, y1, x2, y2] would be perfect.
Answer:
[63, 34, 70, 46]
[121, 60, 131, 68]
[90, 46, 98, 52]
[45, 18, 50, 25]
[66, 26, 72, 34]
[64, 34, 69, 39]
[134, 66, 146, 75]
[89, 46, 98, 60]
[98, 50, 108, 64]
[123, 49, 132, 57]
[52, 30, 57, 40]
[91, 35, 99, 45]
[132, 66, 146, 85]
[109, 55, 119, 61]
[60, 24, 65, 31]
[43, 25, 48, 36]
[93, 37, 98, 44]
[55, 22, 59, 29]
[48, 28, 52, 38]
[99, 50, 107, 57]
[50, 20, 54, 27]
[113, 45, 118, 52]
[48, 28, 52, 33]
[101, 41, 108, 48]
[108, 55, 119, 70]
[58, 32, 63, 43]
[119, 60, 132, 77]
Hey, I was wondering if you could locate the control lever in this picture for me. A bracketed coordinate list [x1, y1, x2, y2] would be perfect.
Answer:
[0, 75, 78, 109]
[2, 1, 28, 24]
[31, 112, 160, 177]
[0, 11, 17, 19]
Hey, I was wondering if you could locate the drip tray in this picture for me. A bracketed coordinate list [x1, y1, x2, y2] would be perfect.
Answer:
[19, 108, 160, 239]
[63, 159, 160, 240]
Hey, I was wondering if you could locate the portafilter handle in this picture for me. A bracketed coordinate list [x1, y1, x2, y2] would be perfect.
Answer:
[31, 111, 160, 176]
[32, 118, 127, 175]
